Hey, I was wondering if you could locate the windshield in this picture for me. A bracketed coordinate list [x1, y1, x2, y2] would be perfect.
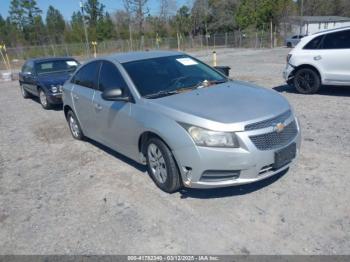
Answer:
[35, 59, 79, 75]
[122, 55, 227, 98]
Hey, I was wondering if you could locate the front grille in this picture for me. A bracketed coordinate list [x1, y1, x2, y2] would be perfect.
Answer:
[245, 110, 292, 131]
[249, 121, 298, 150]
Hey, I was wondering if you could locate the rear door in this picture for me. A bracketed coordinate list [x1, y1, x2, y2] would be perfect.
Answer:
[71, 61, 101, 138]
[92, 60, 135, 156]
[318, 29, 350, 84]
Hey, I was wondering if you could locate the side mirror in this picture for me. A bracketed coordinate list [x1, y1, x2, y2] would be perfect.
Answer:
[101, 88, 129, 102]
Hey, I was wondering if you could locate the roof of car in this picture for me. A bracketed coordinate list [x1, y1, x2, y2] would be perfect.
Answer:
[26, 56, 76, 63]
[313, 26, 350, 35]
[105, 50, 184, 63]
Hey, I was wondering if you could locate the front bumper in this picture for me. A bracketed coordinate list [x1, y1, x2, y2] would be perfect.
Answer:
[173, 118, 301, 189]
[283, 64, 295, 83]
[47, 93, 63, 104]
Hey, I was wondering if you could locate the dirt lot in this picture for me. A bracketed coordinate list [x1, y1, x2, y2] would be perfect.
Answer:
[0, 48, 349, 255]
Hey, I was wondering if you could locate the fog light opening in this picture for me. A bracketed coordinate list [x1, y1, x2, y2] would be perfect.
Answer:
[182, 166, 192, 187]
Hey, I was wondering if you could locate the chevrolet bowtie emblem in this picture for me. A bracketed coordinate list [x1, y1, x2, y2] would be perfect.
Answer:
[274, 122, 285, 133]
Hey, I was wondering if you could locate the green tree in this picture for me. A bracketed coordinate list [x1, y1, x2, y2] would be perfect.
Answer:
[65, 11, 85, 43]
[207, 0, 239, 33]
[46, 6, 65, 44]
[96, 12, 116, 41]
[174, 5, 192, 36]
[9, 0, 42, 45]
[21, 0, 42, 26]
[83, 0, 105, 40]
[9, 0, 26, 29]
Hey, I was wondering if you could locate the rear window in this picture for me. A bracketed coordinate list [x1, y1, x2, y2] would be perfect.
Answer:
[303, 35, 324, 50]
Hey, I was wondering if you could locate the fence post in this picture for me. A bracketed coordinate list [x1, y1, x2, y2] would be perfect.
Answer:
[225, 33, 228, 48]
[270, 20, 273, 48]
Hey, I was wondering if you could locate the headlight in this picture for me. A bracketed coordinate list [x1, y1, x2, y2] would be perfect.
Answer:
[50, 85, 58, 93]
[50, 85, 63, 93]
[187, 126, 239, 148]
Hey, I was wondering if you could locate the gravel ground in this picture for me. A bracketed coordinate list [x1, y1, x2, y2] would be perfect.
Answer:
[0, 48, 349, 255]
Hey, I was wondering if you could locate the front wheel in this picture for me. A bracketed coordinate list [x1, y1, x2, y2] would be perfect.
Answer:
[146, 138, 181, 193]
[66, 110, 84, 140]
[293, 68, 321, 94]
[39, 88, 52, 109]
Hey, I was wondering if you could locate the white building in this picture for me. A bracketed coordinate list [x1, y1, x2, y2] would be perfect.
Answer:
[289, 16, 350, 35]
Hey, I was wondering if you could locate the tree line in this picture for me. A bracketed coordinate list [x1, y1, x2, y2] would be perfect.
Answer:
[1, 0, 350, 48]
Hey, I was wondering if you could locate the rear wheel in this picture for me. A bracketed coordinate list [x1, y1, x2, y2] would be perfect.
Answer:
[146, 138, 181, 193]
[20, 84, 30, 98]
[293, 68, 321, 94]
[38, 88, 52, 109]
[67, 110, 84, 140]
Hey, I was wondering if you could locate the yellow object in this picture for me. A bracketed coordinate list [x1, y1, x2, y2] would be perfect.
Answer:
[213, 51, 217, 67]
[91, 41, 97, 58]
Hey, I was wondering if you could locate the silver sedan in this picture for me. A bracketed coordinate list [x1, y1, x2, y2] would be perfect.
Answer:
[62, 51, 301, 193]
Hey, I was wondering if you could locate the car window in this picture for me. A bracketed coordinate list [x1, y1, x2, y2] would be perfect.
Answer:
[322, 30, 350, 49]
[292, 36, 298, 39]
[303, 35, 324, 49]
[22, 61, 34, 73]
[98, 61, 128, 92]
[73, 61, 100, 89]
[123, 55, 226, 97]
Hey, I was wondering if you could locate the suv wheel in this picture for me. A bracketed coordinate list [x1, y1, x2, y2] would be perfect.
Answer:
[146, 138, 181, 193]
[67, 110, 84, 140]
[20, 84, 30, 98]
[294, 68, 321, 94]
[287, 42, 292, 48]
[39, 88, 52, 109]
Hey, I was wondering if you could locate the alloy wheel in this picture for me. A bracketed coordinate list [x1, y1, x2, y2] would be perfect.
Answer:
[69, 115, 80, 138]
[147, 143, 167, 184]
[39, 90, 48, 107]
[295, 70, 318, 93]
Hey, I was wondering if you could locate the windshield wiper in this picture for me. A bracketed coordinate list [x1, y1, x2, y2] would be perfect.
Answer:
[143, 89, 179, 99]
[182, 79, 228, 90]
[143, 79, 229, 99]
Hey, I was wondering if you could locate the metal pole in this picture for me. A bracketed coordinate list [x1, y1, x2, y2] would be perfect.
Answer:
[299, 0, 304, 35]
[80, 1, 90, 58]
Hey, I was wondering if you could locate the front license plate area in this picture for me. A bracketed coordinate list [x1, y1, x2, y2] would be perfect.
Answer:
[274, 143, 296, 170]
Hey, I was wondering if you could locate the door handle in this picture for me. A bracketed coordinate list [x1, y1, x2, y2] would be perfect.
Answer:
[94, 103, 102, 111]
[73, 94, 79, 100]
[314, 55, 322, 61]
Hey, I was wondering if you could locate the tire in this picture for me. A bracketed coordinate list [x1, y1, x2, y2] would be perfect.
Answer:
[293, 68, 321, 94]
[287, 42, 292, 48]
[38, 88, 52, 109]
[66, 110, 84, 140]
[20, 84, 30, 98]
[145, 137, 181, 193]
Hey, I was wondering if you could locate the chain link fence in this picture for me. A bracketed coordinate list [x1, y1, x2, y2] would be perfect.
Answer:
[2, 30, 285, 70]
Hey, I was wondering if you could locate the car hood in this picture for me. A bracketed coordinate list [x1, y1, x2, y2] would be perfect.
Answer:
[147, 80, 291, 125]
[37, 72, 72, 86]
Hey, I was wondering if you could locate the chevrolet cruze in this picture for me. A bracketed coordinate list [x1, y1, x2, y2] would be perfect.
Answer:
[63, 51, 301, 193]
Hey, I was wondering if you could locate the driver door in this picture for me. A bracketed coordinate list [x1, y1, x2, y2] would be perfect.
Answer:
[92, 61, 136, 156]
